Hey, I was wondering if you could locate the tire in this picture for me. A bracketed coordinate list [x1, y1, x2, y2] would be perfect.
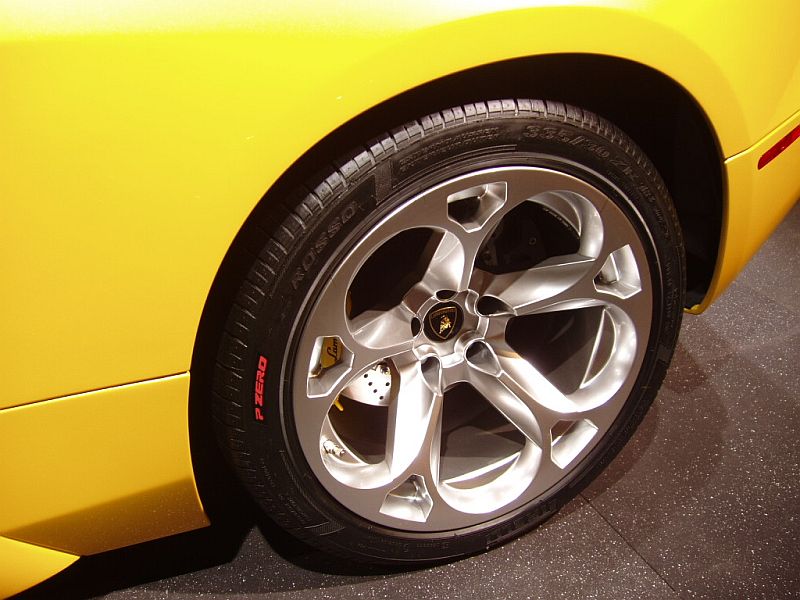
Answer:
[213, 99, 685, 563]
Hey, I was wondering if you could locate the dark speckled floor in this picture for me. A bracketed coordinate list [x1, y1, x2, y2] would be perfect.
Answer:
[18, 203, 800, 600]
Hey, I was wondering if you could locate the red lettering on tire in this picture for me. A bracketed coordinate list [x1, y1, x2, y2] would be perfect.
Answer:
[254, 355, 268, 421]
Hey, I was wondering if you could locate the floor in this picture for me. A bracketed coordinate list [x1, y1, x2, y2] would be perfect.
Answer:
[18, 203, 800, 600]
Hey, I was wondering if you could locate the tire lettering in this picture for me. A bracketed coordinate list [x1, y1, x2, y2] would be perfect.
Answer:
[327, 217, 342, 238]
[301, 249, 316, 271]
[291, 203, 360, 290]
[291, 269, 304, 290]
[314, 232, 328, 254]
[254, 355, 268, 421]
[341, 203, 356, 223]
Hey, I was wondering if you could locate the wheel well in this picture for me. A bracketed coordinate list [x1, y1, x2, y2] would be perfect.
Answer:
[249, 55, 722, 311]
[189, 54, 724, 495]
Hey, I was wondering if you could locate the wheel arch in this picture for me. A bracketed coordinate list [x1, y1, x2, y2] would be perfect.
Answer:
[188, 52, 724, 504]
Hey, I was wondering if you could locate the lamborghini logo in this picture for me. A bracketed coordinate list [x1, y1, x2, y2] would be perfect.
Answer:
[427, 306, 459, 341]
[438, 315, 452, 335]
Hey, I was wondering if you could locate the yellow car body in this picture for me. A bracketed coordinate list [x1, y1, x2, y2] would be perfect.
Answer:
[1, 0, 799, 595]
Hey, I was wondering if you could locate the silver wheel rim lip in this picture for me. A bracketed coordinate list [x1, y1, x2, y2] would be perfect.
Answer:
[290, 165, 653, 532]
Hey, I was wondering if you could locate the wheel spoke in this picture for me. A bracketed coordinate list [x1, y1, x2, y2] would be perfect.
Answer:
[382, 176, 515, 292]
[493, 350, 619, 430]
[333, 357, 447, 525]
[386, 356, 443, 477]
[468, 377, 548, 470]
[349, 304, 417, 349]
[466, 341, 577, 436]
[472, 252, 597, 314]
[415, 232, 467, 297]
[475, 244, 650, 329]
[465, 340, 622, 479]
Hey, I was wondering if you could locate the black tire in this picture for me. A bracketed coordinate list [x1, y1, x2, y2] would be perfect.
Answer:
[212, 99, 685, 563]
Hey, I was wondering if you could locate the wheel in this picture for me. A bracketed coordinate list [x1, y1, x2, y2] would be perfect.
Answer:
[213, 99, 684, 563]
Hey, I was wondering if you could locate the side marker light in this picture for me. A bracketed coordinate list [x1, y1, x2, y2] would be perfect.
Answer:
[758, 124, 800, 169]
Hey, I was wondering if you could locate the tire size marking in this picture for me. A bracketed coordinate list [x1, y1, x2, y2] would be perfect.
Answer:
[523, 125, 612, 159]
[254, 355, 268, 422]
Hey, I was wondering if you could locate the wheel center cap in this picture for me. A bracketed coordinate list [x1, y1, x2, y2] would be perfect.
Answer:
[423, 302, 464, 342]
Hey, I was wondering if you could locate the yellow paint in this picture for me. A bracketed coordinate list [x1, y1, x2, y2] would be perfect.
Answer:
[0, 536, 77, 599]
[1, 1, 799, 408]
[0, 374, 209, 555]
[689, 110, 800, 313]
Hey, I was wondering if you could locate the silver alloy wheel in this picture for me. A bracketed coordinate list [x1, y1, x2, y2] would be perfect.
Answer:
[292, 166, 652, 531]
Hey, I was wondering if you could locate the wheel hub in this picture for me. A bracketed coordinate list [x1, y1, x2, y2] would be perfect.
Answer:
[412, 291, 487, 368]
[423, 302, 464, 341]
